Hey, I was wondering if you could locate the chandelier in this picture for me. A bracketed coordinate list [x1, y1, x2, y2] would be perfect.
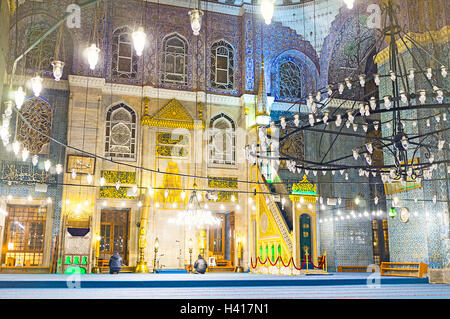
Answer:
[168, 183, 220, 228]
[245, 0, 448, 187]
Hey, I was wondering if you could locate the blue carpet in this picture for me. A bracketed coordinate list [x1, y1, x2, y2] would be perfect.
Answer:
[0, 273, 429, 289]
[156, 269, 188, 274]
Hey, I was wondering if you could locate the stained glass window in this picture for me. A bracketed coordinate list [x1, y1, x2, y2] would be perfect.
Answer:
[112, 27, 138, 79]
[208, 113, 235, 165]
[105, 104, 136, 160]
[211, 40, 234, 90]
[278, 61, 302, 99]
[162, 34, 188, 85]
[17, 98, 52, 155]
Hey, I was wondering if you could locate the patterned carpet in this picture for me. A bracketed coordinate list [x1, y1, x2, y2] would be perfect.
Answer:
[0, 273, 448, 299]
[0, 284, 449, 299]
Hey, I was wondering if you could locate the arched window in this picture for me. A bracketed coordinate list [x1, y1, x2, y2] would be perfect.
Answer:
[105, 104, 136, 159]
[17, 98, 52, 154]
[211, 40, 234, 90]
[112, 27, 138, 78]
[208, 113, 235, 165]
[162, 34, 188, 85]
[278, 61, 302, 99]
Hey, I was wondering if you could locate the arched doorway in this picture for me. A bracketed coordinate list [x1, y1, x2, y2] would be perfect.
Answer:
[299, 214, 312, 262]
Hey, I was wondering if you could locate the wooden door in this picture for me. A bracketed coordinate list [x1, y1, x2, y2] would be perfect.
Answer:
[209, 214, 225, 260]
[99, 209, 130, 265]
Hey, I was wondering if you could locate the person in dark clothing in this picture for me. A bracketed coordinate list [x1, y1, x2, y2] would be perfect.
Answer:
[109, 251, 123, 274]
[193, 254, 207, 274]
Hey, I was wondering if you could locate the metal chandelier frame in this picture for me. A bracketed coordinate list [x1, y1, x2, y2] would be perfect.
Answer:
[245, 0, 449, 185]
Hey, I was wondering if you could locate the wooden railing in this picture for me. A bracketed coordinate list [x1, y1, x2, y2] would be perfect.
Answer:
[381, 262, 428, 278]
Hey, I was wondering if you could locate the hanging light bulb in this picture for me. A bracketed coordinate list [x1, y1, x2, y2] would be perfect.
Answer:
[87, 173, 93, 184]
[345, 172, 349, 180]
[366, 143, 373, 154]
[337, 197, 342, 205]
[56, 164, 62, 175]
[137, 201, 143, 208]
[32, 155, 38, 166]
[323, 112, 329, 124]
[343, 0, 354, 9]
[181, 191, 186, 200]
[30, 75, 43, 97]
[231, 194, 236, 202]
[345, 77, 352, 89]
[400, 90, 408, 103]
[434, 87, 444, 104]
[84, 43, 100, 70]
[327, 85, 333, 96]
[359, 74, 365, 87]
[260, 0, 274, 25]
[294, 113, 300, 127]
[12, 140, 20, 155]
[418, 90, 426, 104]
[438, 140, 445, 150]
[429, 154, 434, 163]
[364, 104, 370, 117]
[363, 124, 368, 132]
[441, 66, 447, 78]
[353, 149, 359, 160]
[374, 74, 380, 86]
[359, 103, 365, 116]
[308, 114, 314, 126]
[426, 67, 432, 80]
[21, 148, 29, 161]
[347, 112, 354, 124]
[100, 177, 105, 187]
[401, 135, 408, 150]
[383, 96, 391, 109]
[353, 123, 358, 132]
[335, 114, 342, 127]
[51, 60, 65, 81]
[374, 196, 378, 205]
[389, 70, 396, 81]
[408, 68, 415, 80]
[131, 27, 146, 56]
[338, 83, 344, 94]
[115, 180, 121, 190]
[369, 97, 377, 111]
[280, 116, 286, 129]
[374, 122, 379, 131]
[14, 87, 25, 110]
[316, 91, 321, 102]
[44, 159, 51, 172]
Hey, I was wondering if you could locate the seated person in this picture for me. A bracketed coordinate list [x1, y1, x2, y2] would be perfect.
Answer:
[193, 254, 208, 274]
[109, 251, 123, 274]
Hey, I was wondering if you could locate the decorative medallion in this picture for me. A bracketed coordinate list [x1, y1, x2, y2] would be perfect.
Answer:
[399, 207, 410, 223]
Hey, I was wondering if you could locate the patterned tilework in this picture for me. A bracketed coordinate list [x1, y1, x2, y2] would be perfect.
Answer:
[377, 43, 449, 269]
[0, 88, 68, 239]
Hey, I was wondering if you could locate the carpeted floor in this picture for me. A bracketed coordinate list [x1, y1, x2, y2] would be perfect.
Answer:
[0, 273, 448, 299]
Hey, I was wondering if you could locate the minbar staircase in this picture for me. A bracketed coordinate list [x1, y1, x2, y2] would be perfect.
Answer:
[257, 168, 293, 255]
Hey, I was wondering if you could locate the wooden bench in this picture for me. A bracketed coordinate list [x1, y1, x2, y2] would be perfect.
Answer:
[338, 266, 371, 272]
[380, 262, 428, 278]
